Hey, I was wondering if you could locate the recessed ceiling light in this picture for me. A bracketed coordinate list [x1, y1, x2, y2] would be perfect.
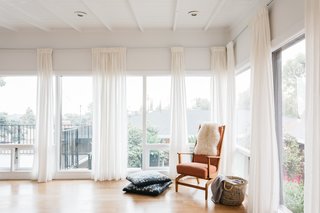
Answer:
[74, 11, 87, 17]
[188, 10, 199, 17]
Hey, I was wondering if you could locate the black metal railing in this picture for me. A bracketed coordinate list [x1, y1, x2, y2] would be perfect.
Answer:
[60, 125, 92, 170]
[0, 125, 35, 145]
[0, 124, 92, 170]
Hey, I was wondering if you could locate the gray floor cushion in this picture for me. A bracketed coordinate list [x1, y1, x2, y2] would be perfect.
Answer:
[123, 181, 172, 196]
[126, 171, 171, 187]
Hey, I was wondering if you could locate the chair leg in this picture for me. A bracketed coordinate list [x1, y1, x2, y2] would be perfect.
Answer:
[196, 178, 200, 184]
[205, 179, 215, 200]
[205, 187, 208, 200]
[175, 174, 186, 192]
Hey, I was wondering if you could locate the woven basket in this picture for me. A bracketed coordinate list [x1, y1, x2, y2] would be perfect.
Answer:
[220, 176, 248, 206]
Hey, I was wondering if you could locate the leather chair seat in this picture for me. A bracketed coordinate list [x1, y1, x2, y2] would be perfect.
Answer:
[177, 162, 217, 179]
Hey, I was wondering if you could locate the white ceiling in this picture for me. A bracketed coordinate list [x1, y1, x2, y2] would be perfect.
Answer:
[0, 0, 261, 32]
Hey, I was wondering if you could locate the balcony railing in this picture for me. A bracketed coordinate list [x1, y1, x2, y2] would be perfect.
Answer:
[0, 124, 92, 170]
[60, 125, 92, 170]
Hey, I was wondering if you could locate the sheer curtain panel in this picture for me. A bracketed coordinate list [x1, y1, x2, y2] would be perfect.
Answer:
[305, 0, 320, 212]
[33, 48, 55, 182]
[221, 41, 236, 175]
[248, 7, 280, 213]
[92, 48, 127, 181]
[211, 47, 234, 175]
[169, 47, 188, 178]
[211, 47, 227, 124]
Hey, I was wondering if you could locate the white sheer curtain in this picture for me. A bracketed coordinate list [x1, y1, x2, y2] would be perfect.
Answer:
[33, 48, 55, 182]
[220, 41, 236, 175]
[248, 7, 279, 213]
[92, 48, 127, 181]
[211, 47, 227, 124]
[169, 47, 188, 178]
[211, 47, 234, 175]
[305, 0, 320, 212]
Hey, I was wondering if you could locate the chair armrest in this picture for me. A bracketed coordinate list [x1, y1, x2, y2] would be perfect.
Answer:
[177, 152, 193, 155]
[177, 152, 194, 164]
[206, 155, 220, 159]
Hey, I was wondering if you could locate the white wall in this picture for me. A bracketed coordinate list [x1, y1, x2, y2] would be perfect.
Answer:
[0, 30, 228, 75]
[269, 0, 304, 49]
[233, 0, 305, 68]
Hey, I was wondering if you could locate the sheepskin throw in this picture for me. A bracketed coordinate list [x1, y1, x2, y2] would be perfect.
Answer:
[194, 123, 220, 155]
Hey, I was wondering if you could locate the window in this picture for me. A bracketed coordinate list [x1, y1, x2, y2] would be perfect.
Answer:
[235, 69, 251, 150]
[0, 76, 36, 171]
[59, 77, 92, 171]
[127, 77, 143, 168]
[274, 38, 305, 213]
[127, 76, 171, 170]
[186, 76, 212, 150]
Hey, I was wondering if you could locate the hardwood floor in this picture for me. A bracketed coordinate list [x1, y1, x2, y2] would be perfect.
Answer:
[0, 180, 247, 213]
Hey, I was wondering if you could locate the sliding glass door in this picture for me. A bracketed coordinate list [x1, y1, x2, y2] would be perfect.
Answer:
[59, 76, 92, 171]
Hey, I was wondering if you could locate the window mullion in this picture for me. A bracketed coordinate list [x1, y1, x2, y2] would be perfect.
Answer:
[142, 76, 147, 170]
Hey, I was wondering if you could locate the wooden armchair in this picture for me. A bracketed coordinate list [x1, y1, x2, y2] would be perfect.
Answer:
[175, 125, 225, 200]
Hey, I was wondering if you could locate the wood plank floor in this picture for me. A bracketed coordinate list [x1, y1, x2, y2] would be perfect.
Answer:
[0, 180, 247, 213]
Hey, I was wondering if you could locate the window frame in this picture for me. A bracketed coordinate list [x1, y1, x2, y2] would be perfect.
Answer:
[54, 75, 93, 179]
[272, 35, 305, 211]
[127, 72, 213, 171]
[0, 75, 37, 179]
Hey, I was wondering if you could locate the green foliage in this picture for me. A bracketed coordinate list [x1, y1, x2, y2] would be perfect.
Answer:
[128, 125, 143, 168]
[283, 134, 304, 179]
[188, 135, 197, 144]
[20, 107, 36, 125]
[283, 134, 304, 213]
[284, 181, 304, 213]
[0, 112, 9, 125]
[147, 125, 161, 144]
[282, 54, 306, 118]
[127, 125, 169, 168]
[0, 78, 5, 87]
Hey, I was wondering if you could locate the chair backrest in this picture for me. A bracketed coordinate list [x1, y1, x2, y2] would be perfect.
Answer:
[193, 125, 226, 168]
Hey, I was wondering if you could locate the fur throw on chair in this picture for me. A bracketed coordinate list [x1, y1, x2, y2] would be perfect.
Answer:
[194, 123, 220, 155]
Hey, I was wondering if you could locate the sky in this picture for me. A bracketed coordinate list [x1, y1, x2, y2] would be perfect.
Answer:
[0, 76, 37, 114]
[126, 76, 212, 112]
[1, 75, 212, 116]
[0, 76, 92, 116]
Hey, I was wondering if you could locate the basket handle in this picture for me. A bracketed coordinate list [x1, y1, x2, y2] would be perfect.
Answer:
[223, 181, 233, 191]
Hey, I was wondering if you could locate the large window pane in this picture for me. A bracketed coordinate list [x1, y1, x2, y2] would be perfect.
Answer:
[235, 70, 251, 150]
[146, 77, 170, 144]
[149, 149, 169, 167]
[127, 77, 143, 168]
[0, 77, 36, 171]
[60, 77, 92, 170]
[281, 39, 305, 213]
[186, 76, 211, 148]
[0, 77, 36, 144]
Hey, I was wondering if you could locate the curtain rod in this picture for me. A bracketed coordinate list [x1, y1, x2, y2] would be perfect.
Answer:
[232, 0, 275, 42]
[0, 47, 213, 51]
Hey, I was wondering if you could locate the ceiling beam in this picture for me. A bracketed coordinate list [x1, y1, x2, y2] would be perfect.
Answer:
[172, 0, 180, 31]
[0, 21, 18, 32]
[203, 0, 228, 31]
[127, 0, 144, 32]
[1, 3, 50, 32]
[81, 0, 113, 31]
[37, 0, 82, 32]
